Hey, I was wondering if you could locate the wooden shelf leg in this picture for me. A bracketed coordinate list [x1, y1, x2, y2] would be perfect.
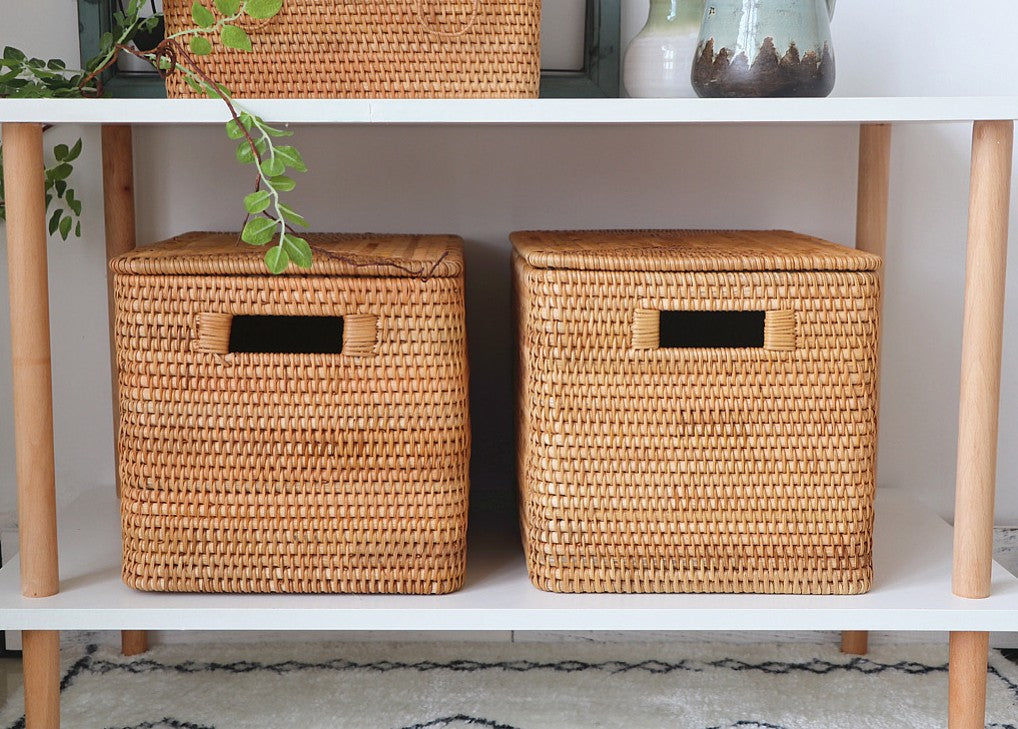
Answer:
[3, 122, 59, 598]
[840, 630, 869, 656]
[949, 631, 990, 729]
[4, 122, 61, 728]
[101, 124, 136, 500]
[121, 630, 149, 656]
[101, 124, 147, 657]
[22, 630, 60, 729]
[841, 122, 892, 656]
[953, 119, 1013, 599]
[948, 120, 1013, 727]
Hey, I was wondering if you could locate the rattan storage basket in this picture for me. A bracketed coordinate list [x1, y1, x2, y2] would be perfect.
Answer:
[512, 230, 881, 595]
[111, 232, 470, 593]
[163, 0, 542, 98]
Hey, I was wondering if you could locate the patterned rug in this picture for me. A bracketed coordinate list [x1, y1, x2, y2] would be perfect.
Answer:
[2, 641, 1017, 729]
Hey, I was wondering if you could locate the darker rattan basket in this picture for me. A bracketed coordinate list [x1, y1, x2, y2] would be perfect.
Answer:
[112, 232, 470, 594]
[163, 0, 542, 98]
[512, 229, 882, 595]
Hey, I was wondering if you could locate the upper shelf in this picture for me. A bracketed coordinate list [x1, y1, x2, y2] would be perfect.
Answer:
[2, 97, 1018, 125]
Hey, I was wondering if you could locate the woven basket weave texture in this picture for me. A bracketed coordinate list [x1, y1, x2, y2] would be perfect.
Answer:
[163, 0, 542, 98]
[512, 230, 881, 595]
[113, 232, 470, 593]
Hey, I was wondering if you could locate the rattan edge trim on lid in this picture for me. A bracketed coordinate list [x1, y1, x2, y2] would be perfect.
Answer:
[111, 231, 464, 278]
[509, 229, 883, 273]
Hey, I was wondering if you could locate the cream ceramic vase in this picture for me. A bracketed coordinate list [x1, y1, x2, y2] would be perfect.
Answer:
[692, 0, 837, 97]
[624, 0, 707, 98]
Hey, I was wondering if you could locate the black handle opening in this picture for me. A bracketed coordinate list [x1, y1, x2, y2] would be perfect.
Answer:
[659, 310, 766, 349]
[228, 315, 345, 354]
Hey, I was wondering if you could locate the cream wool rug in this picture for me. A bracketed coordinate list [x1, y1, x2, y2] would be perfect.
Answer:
[2, 641, 1017, 729]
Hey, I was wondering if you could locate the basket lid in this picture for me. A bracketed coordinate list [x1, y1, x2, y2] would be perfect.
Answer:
[510, 230, 881, 273]
[110, 232, 463, 278]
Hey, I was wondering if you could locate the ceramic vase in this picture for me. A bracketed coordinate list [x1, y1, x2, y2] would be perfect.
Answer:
[692, 0, 837, 98]
[624, 0, 707, 98]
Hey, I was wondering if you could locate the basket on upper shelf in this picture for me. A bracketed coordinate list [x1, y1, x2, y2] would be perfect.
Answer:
[162, 0, 543, 98]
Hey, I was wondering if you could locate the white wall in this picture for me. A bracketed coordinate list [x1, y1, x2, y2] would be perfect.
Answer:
[2, 0, 1018, 533]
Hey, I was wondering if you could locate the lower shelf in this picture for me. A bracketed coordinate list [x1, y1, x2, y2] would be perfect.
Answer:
[1, 488, 1016, 632]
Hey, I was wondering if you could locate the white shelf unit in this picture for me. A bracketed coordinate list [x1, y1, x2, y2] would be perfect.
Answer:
[1, 97, 1015, 728]
[2, 96, 1018, 125]
[0, 489, 1017, 633]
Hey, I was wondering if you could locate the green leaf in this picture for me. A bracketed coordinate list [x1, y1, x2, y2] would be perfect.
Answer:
[47, 163, 73, 181]
[75, 221, 82, 237]
[54, 144, 69, 161]
[277, 203, 307, 228]
[191, 1, 216, 28]
[216, 0, 242, 14]
[269, 175, 296, 192]
[221, 25, 252, 51]
[260, 156, 285, 178]
[58, 215, 73, 240]
[99, 32, 114, 51]
[54, 180, 67, 197]
[264, 245, 290, 273]
[68, 196, 82, 216]
[3, 47, 26, 61]
[245, 0, 284, 20]
[225, 118, 246, 139]
[65, 139, 82, 161]
[48, 209, 62, 235]
[282, 234, 312, 268]
[235, 140, 257, 164]
[189, 36, 213, 56]
[261, 124, 292, 138]
[243, 189, 271, 214]
[46, 59, 66, 71]
[241, 216, 277, 246]
[238, 112, 255, 130]
[274, 145, 307, 173]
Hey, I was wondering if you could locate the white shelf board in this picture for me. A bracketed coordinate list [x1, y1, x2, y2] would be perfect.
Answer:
[2, 97, 1018, 125]
[1, 489, 1017, 632]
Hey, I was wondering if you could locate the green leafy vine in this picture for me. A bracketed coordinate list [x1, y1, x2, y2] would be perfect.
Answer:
[0, 0, 310, 273]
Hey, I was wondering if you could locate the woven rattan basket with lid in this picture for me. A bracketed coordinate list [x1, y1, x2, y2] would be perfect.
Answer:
[512, 229, 881, 595]
[112, 232, 470, 593]
[163, 0, 542, 98]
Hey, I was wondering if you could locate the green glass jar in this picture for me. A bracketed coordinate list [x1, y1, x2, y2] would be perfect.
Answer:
[692, 0, 837, 97]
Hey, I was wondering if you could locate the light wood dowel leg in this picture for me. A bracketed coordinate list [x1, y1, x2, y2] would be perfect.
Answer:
[953, 120, 1013, 599]
[101, 125, 147, 657]
[22, 630, 60, 729]
[949, 631, 990, 729]
[840, 630, 869, 656]
[2, 123, 59, 598]
[841, 123, 892, 656]
[121, 630, 149, 656]
[101, 124, 136, 501]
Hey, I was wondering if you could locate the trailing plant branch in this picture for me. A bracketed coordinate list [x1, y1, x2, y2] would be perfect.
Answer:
[0, 0, 310, 273]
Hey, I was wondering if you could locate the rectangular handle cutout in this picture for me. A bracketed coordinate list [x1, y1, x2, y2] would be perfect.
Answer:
[197, 312, 378, 356]
[229, 315, 344, 354]
[634, 309, 796, 351]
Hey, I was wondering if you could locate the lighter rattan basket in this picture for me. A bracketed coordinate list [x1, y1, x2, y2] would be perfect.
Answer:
[112, 232, 470, 593]
[512, 230, 882, 595]
[163, 0, 542, 98]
